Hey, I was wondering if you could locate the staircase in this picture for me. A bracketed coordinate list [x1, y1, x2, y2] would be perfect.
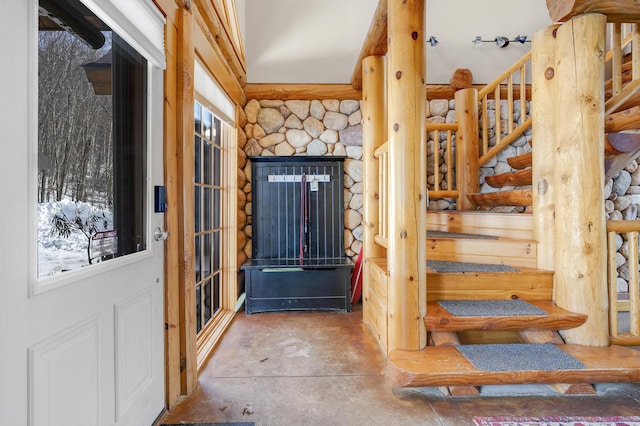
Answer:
[385, 211, 640, 395]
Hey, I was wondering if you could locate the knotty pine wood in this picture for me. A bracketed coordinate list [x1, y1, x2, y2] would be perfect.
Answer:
[364, 258, 389, 353]
[386, 0, 427, 352]
[426, 211, 534, 240]
[553, 14, 609, 346]
[507, 152, 532, 169]
[244, 84, 362, 101]
[351, 0, 387, 91]
[468, 189, 532, 207]
[454, 89, 480, 210]
[389, 344, 640, 387]
[547, 0, 640, 23]
[519, 329, 566, 344]
[426, 267, 554, 302]
[426, 236, 537, 269]
[484, 169, 532, 188]
[605, 106, 640, 132]
[425, 301, 586, 332]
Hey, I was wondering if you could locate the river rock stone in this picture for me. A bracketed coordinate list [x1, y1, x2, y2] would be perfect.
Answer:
[340, 100, 360, 115]
[284, 114, 303, 129]
[285, 100, 310, 120]
[324, 111, 348, 131]
[310, 100, 326, 120]
[307, 139, 327, 156]
[322, 99, 339, 112]
[339, 124, 362, 146]
[303, 116, 324, 138]
[320, 129, 339, 144]
[259, 132, 285, 148]
[275, 141, 295, 156]
[286, 129, 312, 148]
[257, 108, 284, 134]
[245, 99, 260, 123]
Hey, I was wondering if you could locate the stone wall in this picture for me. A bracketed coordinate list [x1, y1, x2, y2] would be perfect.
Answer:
[237, 99, 364, 265]
[236, 97, 640, 296]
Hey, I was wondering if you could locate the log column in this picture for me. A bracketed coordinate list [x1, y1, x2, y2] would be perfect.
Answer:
[362, 55, 387, 328]
[387, 0, 427, 351]
[532, 25, 560, 273]
[454, 88, 479, 210]
[553, 13, 609, 346]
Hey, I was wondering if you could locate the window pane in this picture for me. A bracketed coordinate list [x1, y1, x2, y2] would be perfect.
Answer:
[213, 272, 220, 314]
[194, 103, 202, 135]
[213, 188, 221, 229]
[195, 235, 201, 282]
[203, 110, 212, 141]
[203, 278, 212, 325]
[213, 146, 221, 187]
[195, 186, 201, 234]
[37, 0, 147, 277]
[194, 135, 202, 183]
[213, 230, 220, 272]
[196, 284, 202, 333]
[204, 187, 212, 231]
[203, 233, 211, 278]
[203, 141, 212, 185]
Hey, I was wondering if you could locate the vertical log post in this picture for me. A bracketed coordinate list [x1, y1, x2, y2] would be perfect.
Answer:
[362, 55, 387, 328]
[532, 25, 560, 273]
[553, 13, 609, 346]
[454, 88, 479, 210]
[176, 5, 198, 393]
[387, 0, 427, 351]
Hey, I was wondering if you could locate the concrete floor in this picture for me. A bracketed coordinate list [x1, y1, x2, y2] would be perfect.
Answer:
[158, 305, 640, 426]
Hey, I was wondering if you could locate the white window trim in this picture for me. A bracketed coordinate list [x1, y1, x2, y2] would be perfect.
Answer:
[194, 60, 236, 126]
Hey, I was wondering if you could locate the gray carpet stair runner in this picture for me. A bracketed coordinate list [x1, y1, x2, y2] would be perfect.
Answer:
[456, 343, 586, 372]
[427, 260, 520, 273]
[437, 299, 547, 316]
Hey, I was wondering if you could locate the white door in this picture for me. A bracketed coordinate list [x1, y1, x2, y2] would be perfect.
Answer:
[0, 0, 166, 424]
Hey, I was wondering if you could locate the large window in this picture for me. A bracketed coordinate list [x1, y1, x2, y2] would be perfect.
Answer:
[194, 102, 223, 335]
[37, 0, 147, 277]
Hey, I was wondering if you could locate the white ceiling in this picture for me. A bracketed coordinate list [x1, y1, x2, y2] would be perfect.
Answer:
[239, 0, 554, 85]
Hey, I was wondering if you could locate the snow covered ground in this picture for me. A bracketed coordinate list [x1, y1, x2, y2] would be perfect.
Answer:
[38, 199, 113, 277]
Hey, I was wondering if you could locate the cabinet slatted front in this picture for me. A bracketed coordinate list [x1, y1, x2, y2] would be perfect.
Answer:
[242, 156, 352, 313]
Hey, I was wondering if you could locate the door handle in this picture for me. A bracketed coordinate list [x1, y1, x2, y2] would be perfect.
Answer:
[154, 227, 169, 241]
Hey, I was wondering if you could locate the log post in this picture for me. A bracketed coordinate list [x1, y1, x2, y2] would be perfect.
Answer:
[553, 13, 609, 346]
[532, 25, 560, 274]
[362, 55, 387, 328]
[454, 88, 479, 210]
[387, 0, 427, 351]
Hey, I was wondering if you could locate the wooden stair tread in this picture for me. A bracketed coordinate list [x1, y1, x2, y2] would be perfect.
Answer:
[468, 189, 532, 207]
[426, 210, 533, 240]
[507, 152, 532, 169]
[389, 344, 640, 388]
[425, 300, 587, 332]
[484, 169, 532, 188]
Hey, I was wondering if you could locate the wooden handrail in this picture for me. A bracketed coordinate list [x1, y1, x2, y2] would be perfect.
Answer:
[373, 141, 389, 159]
[478, 52, 532, 99]
[479, 117, 532, 167]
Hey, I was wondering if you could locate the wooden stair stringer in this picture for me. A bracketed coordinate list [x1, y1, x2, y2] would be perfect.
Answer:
[389, 344, 640, 388]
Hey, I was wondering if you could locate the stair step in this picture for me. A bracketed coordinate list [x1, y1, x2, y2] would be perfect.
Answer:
[426, 210, 533, 240]
[427, 232, 536, 268]
[507, 152, 532, 169]
[484, 169, 532, 188]
[427, 265, 553, 302]
[389, 344, 640, 388]
[425, 300, 586, 332]
[468, 189, 532, 207]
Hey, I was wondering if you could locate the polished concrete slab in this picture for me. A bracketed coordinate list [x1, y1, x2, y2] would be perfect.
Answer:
[158, 305, 640, 426]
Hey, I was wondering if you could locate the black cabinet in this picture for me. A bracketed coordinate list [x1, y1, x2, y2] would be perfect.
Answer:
[242, 156, 353, 313]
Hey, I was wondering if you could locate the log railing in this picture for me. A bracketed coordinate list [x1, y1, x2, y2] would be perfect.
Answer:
[607, 220, 640, 346]
[427, 123, 458, 200]
[373, 141, 389, 249]
[477, 51, 532, 167]
[605, 23, 640, 115]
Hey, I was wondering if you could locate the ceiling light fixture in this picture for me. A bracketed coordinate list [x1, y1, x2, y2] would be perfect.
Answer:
[472, 35, 531, 48]
[427, 36, 438, 47]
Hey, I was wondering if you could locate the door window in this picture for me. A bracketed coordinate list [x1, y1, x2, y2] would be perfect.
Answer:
[37, 0, 147, 277]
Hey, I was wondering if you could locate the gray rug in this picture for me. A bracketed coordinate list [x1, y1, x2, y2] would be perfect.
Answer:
[428, 230, 498, 240]
[457, 344, 585, 372]
[427, 260, 520, 273]
[437, 300, 547, 316]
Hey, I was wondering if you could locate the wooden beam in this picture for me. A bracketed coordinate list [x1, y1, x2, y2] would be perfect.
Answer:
[532, 25, 559, 275]
[362, 55, 387, 334]
[351, 0, 388, 91]
[244, 84, 361, 101]
[386, 0, 426, 352]
[193, 0, 246, 86]
[454, 88, 479, 210]
[553, 14, 609, 347]
[605, 106, 640, 132]
[547, 0, 640, 23]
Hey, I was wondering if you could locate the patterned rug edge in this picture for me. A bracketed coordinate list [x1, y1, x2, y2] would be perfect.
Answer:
[473, 416, 640, 426]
